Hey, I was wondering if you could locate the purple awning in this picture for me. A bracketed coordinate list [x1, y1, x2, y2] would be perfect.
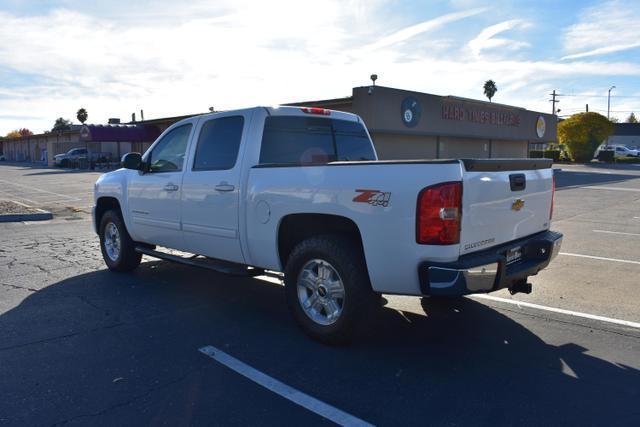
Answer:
[80, 124, 161, 142]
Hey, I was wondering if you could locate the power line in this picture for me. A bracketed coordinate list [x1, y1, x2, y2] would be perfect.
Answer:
[556, 94, 640, 98]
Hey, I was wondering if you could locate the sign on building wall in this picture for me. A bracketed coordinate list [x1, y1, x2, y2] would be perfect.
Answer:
[535, 115, 546, 138]
[441, 102, 522, 127]
[401, 97, 422, 128]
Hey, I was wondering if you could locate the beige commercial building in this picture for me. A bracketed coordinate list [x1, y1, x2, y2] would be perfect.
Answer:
[290, 86, 557, 160]
[1, 86, 556, 166]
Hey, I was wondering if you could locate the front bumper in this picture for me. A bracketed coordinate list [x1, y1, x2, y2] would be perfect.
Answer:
[419, 230, 563, 296]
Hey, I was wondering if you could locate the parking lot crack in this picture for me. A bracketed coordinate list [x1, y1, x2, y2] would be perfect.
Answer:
[49, 365, 206, 426]
[0, 322, 125, 353]
[0, 282, 39, 293]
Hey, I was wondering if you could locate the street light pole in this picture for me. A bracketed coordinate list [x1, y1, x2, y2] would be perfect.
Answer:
[607, 86, 616, 120]
[606, 85, 616, 148]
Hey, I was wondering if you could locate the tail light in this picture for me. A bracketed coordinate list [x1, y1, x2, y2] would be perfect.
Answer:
[416, 182, 462, 245]
[300, 107, 331, 115]
[550, 174, 556, 220]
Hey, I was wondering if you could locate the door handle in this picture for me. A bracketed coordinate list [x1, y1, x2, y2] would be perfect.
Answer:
[214, 183, 235, 192]
[163, 184, 179, 192]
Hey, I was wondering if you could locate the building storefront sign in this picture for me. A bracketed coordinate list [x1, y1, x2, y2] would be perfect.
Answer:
[441, 102, 521, 127]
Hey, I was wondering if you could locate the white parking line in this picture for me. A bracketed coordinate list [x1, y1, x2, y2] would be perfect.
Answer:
[559, 252, 640, 265]
[593, 230, 640, 237]
[199, 345, 373, 427]
[472, 295, 640, 329]
[0, 179, 79, 199]
[581, 186, 640, 192]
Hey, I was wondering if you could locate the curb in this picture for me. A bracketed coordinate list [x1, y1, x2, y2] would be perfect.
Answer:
[0, 201, 53, 223]
[0, 210, 53, 223]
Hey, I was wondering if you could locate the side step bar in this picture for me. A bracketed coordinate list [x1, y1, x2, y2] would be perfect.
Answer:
[135, 246, 264, 277]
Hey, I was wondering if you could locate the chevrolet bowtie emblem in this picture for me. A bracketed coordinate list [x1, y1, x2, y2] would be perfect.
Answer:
[511, 199, 525, 211]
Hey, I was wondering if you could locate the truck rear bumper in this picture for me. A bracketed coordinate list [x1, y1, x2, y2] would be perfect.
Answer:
[418, 230, 563, 296]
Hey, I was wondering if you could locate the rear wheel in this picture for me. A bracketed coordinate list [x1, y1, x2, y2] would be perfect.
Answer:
[99, 209, 141, 272]
[284, 235, 378, 345]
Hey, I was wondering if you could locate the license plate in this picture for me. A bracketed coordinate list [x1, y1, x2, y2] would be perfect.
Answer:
[506, 246, 523, 265]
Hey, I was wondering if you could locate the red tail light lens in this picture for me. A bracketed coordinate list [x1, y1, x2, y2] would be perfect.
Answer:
[300, 107, 331, 115]
[550, 174, 556, 220]
[416, 182, 462, 245]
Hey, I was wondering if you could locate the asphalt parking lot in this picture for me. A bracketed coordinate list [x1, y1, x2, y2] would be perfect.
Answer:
[0, 162, 639, 426]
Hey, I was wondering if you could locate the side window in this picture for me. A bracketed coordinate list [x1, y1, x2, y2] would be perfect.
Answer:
[193, 116, 244, 171]
[149, 124, 192, 172]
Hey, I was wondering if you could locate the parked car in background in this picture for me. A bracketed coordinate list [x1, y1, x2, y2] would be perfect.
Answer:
[54, 148, 88, 167]
[594, 144, 639, 160]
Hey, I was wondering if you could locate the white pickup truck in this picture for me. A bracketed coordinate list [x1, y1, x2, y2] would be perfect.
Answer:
[93, 106, 562, 344]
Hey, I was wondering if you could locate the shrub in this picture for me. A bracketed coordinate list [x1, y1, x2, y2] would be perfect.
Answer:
[558, 113, 614, 162]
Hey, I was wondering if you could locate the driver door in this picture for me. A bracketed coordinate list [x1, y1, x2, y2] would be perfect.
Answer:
[127, 122, 195, 249]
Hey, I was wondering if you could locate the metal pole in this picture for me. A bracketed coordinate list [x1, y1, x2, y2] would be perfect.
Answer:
[606, 86, 615, 148]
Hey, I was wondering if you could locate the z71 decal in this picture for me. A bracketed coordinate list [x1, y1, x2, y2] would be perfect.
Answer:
[353, 189, 391, 207]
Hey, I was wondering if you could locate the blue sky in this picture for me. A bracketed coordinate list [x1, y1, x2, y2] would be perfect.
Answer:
[1, 0, 639, 134]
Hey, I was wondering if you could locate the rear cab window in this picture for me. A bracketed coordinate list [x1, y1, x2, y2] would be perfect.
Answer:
[259, 116, 375, 165]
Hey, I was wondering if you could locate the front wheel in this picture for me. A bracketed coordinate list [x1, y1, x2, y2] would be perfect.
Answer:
[99, 209, 142, 272]
[284, 235, 378, 345]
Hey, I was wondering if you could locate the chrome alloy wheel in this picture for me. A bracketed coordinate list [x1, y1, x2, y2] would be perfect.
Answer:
[104, 222, 121, 262]
[296, 259, 345, 326]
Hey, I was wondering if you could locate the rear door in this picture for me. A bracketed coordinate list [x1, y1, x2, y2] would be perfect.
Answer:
[180, 113, 249, 263]
[459, 159, 553, 255]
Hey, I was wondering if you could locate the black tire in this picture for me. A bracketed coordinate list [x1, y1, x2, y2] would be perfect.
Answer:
[284, 235, 378, 345]
[60, 159, 69, 168]
[99, 209, 142, 272]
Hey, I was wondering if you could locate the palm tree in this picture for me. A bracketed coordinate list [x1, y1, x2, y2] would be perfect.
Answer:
[483, 80, 497, 102]
[77, 108, 88, 124]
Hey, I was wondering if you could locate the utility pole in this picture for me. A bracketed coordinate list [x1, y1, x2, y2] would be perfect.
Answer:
[549, 90, 559, 115]
[586, 104, 588, 112]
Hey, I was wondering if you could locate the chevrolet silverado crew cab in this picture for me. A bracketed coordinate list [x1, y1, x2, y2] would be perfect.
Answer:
[93, 106, 562, 344]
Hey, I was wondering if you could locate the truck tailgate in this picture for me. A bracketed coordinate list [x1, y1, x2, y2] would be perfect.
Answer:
[459, 159, 554, 255]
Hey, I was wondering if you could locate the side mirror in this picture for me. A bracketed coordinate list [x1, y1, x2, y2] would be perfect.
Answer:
[121, 152, 143, 170]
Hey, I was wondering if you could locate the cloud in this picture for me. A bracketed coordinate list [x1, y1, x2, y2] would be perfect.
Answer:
[562, 0, 640, 60]
[562, 41, 640, 60]
[360, 8, 486, 52]
[0, 1, 639, 134]
[468, 19, 531, 58]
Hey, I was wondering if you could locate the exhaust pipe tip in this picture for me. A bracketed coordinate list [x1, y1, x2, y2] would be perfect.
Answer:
[509, 280, 532, 295]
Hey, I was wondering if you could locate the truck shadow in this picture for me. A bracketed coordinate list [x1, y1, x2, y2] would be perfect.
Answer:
[1, 261, 638, 425]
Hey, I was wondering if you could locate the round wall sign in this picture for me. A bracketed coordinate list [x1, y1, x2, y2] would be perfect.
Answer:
[401, 97, 421, 128]
[536, 115, 546, 138]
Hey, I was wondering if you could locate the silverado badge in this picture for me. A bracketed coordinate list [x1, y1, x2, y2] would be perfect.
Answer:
[511, 199, 525, 211]
[353, 189, 391, 207]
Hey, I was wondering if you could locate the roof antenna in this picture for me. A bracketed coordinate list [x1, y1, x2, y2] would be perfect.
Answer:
[370, 74, 378, 86]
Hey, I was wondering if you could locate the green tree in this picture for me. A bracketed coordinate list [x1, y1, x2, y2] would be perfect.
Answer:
[483, 80, 497, 102]
[626, 112, 638, 123]
[76, 108, 88, 124]
[52, 117, 72, 132]
[609, 116, 619, 123]
[558, 112, 614, 162]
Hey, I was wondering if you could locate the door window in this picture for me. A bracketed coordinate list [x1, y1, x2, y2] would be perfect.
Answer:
[148, 124, 192, 172]
[193, 116, 244, 170]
